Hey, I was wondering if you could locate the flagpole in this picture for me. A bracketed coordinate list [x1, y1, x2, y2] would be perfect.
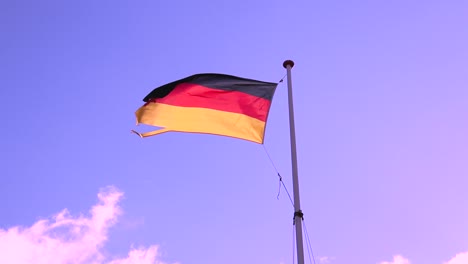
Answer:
[283, 60, 305, 264]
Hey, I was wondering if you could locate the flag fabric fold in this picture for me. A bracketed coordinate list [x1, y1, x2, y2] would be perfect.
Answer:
[133, 73, 278, 144]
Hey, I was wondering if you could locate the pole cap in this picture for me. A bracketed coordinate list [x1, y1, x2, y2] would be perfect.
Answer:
[283, 60, 295, 69]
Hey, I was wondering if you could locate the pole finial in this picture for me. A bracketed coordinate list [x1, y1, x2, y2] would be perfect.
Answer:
[283, 60, 295, 69]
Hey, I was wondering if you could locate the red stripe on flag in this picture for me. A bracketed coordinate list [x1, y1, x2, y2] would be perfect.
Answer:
[147, 83, 271, 121]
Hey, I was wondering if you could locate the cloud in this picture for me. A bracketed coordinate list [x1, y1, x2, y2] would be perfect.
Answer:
[444, 252, 468, 264]
[318, 256, 335, 264]
[379, 252, 468, 264]
[0, 186, 172, 264]
[378, 255, 411, 264]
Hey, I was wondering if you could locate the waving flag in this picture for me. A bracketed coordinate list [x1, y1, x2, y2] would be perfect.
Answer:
[132, 73, 278, 144]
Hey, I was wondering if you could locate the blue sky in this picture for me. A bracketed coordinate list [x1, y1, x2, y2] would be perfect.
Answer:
[1, 1, 468, 263]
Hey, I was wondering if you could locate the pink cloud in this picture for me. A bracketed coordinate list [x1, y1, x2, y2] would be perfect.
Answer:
[379, 252, 468, 264]
[318, 256, 335, 263]
[378, 255, 411, 264]
[0, 186, 173, 264]
[444, 252, 468, 264]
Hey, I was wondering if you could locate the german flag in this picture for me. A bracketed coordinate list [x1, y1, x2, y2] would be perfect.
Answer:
[132, 73, 278, 144]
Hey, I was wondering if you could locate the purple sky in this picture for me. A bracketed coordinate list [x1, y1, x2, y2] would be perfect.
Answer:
[1, 1, 468, 263]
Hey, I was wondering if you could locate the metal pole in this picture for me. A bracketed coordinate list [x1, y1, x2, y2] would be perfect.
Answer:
[283, 60, 305, 264]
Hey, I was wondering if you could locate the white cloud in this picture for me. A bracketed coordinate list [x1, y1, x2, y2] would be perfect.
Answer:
[107, 246, 167, 264]
[379, 252, 468, 264]
[0, 186, 173, 264]
[444, 251, 468, 264]
[378, 255, 411, 264]
[318, 256, 335, 264]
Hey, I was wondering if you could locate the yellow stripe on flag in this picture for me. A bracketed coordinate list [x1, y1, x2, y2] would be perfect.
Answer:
[134, 102, 266, 143]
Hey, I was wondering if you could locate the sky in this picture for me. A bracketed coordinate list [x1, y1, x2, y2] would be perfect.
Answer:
[1, 1, 467, 263]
